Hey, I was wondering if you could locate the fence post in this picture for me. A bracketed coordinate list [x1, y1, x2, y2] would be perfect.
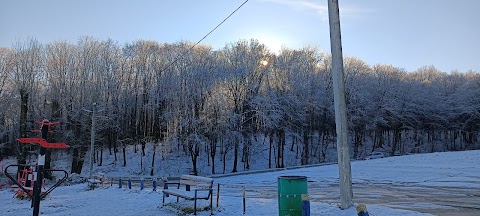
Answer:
[118, 178, 122, 188]
[140, 178, 144, 190]
[153, 179, 157, 191]
[216, 183, 220, 208]
[243, 185, 246, 214]
[128, 178, 132, 189]
[164, 180, 169, 197]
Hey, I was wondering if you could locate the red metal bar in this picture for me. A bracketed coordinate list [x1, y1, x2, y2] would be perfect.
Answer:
[40, 142, 68, 149]
[18, 138, 46, 143]
[17, 138, 69, 149]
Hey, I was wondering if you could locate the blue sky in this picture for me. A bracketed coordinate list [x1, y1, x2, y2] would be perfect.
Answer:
[1, 0, 479, 72]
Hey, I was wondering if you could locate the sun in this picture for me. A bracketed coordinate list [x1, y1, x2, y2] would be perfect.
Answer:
[257, 36, 285, 54]
[256, 35, 286, 55]
[244, 31, 289, 55]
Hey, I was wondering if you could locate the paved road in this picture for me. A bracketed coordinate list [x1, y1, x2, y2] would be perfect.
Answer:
[308, 181, 480, 216]
[223, 179, 480, 216]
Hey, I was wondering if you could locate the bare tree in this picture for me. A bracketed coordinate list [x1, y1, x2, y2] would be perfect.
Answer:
[10, 38, 44, 166]
[0, 47, 15, 157]
[220, 39, 269, 172]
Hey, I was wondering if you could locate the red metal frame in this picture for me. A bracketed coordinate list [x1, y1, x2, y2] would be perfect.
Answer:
[17, 138, 69, 149]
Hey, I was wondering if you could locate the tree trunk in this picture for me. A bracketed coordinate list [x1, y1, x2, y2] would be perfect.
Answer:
[232, 141, 238, 173]
[430, 130, 435, 153]
[71, 147, 86, 174]
[17, 89, 28, 173]
[390, 130, 400, 156]
[453, 131, 457, 151]
[290, 134, 295, 151]
[150, 143, 156, 176]
[99, 145, 103, 166]
[281, 130, 285, 168]
[43, 150, 53, 180]
[107, 127, 113, 157]
[206, 144, 210, 166]
[114, 137, 118, 162]
[277, 129, 285, 168]
[190, 144, 199, 176]
[320, 131, 330, 163]
[223, 149, 227, 174]
[122, 144, 127, 167]
[268, 131, 273, 169]
[301, 130, 309, 165]
[246, 139, 250, 170]
[210, 137, 217, 174]
[211, 145, 216, 174]
[413, 129, 420, 153]
[242, 137, 250, 170]
[353, 130, 362, 159]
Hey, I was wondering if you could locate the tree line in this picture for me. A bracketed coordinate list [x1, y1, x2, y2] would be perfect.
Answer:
[0, 37, 479, 176]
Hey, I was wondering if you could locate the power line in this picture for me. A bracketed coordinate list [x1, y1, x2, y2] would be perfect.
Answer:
[158, 0, 249, 73]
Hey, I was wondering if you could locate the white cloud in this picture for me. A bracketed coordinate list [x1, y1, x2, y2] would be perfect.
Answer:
[298, 1, 329, 20]
[259, 0, 328, 20]
[258, 0, 365, 21]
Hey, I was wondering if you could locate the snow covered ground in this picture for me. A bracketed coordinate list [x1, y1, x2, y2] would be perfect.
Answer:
[1, 150, 479, 215]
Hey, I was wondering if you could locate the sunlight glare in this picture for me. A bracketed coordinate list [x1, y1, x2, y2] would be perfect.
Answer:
[253, 32, 289, 55]
[260, 59, 269, 66]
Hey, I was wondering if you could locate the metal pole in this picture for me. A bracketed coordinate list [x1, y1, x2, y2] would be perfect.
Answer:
[242, 185, 246, 214]
[32, 121, 49, 216]
[327, 0, 353, 210]
[216, 183, 220, 208]
[89, 103, 96, 178]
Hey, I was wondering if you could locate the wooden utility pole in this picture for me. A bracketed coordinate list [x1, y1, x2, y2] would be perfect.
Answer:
[327, 0, 353, 209]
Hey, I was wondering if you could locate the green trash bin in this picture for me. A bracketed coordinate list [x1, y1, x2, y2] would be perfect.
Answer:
[278, 176, 308, 216]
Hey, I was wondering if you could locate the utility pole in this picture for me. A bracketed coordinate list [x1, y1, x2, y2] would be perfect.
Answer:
[89, 102, 96, 178]
[327, 0, 353, 209]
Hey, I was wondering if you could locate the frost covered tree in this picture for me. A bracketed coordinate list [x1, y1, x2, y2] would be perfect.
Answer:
[0, 47, 14, 157]
[2, 36, 480, 176]
[219, 39, 269, 172]
[10, 38, 44, 167]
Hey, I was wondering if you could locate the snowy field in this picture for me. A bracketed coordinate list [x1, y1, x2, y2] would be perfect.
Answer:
[1, 150, 479, 216]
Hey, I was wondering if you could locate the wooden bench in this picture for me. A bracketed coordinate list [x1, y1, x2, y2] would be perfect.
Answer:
[162, 175, 214, 215]
[87, 172, 105, 189]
